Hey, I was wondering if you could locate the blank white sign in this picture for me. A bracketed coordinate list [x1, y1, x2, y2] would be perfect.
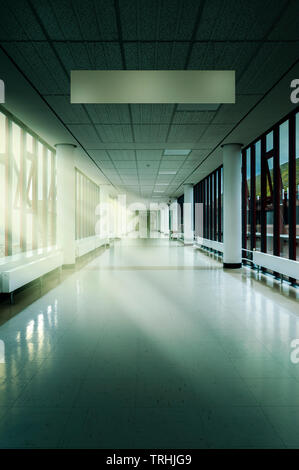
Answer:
[71, 70, 235, 104]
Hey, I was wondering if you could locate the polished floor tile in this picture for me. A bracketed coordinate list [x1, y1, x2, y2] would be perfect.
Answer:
[244, 378, 299, 406]
[0, 238, 298, 448]
[200, 406, 284, 449]
[262, 406, 299, 448]
[0, 407, 70, 449]
[133, 408, 207, 449]
[61, 407, 135, 449]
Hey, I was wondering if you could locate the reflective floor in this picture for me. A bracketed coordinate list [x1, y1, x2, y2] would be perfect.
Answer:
[0, 238, 299, 448]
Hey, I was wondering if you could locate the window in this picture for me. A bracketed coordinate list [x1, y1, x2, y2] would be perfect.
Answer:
[0, 109, 56, 259]
[193, 165, 223, 243]
[242, 107, 299, 282]
[75, 169, 100, 240]
[279, 120, 289, 258]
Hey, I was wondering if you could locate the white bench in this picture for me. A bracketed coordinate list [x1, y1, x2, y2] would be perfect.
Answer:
[253, 251, 299, 280]
[0, 250, 63, 303]
[194, 237, 224, 253]
[75, 236, 109, 258]
[169, 230, 179, 240]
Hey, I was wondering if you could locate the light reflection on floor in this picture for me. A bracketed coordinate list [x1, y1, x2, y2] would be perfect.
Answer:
[0, 238, 298, 448]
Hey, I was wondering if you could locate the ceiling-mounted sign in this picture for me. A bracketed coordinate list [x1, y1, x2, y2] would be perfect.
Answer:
[71, 70, 235, 104]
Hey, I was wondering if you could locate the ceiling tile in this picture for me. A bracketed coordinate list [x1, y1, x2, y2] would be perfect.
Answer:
[108, 150, 136, 160]
[196, 0, 284, 40]
[114, 161, 137, 169]
[167, 125, 207, 142]
[96, 124, 133, 143]
[87, 150, 110, 161]
[136, 150, 162, 160]
[67, 124, 101, 147]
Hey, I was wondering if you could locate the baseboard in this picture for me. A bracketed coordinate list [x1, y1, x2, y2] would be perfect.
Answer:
[223, 263, 242, 269]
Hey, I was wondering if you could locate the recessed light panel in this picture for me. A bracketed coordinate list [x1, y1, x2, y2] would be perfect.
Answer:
[163, 149, 191, 156]
[159, 171, 177, 175]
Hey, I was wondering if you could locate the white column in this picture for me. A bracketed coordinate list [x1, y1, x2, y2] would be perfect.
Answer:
[222, 143, 242, 268]
[183, 184, 194, 244]
[164, 205, 170, 235]
[56, 143, 77, 266]
[170, 200, 178, 232]
[160, 207, 165, 233]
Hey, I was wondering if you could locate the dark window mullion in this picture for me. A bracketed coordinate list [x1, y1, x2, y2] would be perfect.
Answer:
[203, 179, 206, 239]
[213, 171, 217, 241]
[210, 175, 213, 240]
[250, 144, 256, 251]
[273, 126, 281, 257]
[288, 114, 296, 262]
[218, 167, 222, 242]
[207, 177, 210, 239]
[261, 135, 267, 253]
[242, 149, 247, 252]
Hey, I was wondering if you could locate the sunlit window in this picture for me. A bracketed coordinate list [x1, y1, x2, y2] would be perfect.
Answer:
[0, 109, 56, 259]
[193, 165, 223, 243]
[75, 169, 100, 240]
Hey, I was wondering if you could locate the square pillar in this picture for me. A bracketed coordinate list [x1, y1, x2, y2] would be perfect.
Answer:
[183, 184, 194, 244]
[56, 143, 77, 266]
[222, 143, 243, 268]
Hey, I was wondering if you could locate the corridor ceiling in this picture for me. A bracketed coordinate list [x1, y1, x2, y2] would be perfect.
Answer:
[0, 0, 298, 199]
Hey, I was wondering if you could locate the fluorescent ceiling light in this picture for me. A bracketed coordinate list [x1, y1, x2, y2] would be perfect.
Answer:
[154, 190, 165, 193]
[159, 171, 177, 175]
[156, 183, 169, 186]
[163, 149, 191, 156]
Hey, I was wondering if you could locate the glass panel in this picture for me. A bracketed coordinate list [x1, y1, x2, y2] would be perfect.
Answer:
[26, 138, 33, 252]
[75, 169, 99, 241]
[37, 142, 43, 249]
[279, 120, 289, 258]
[215, 171, 218, 241]
[205, 180, 208, 238]
[266, 156, 274, 254]
[47, 149, 52, 247]
[246, 148, 251, 248]
[12, 123, 21, 255]
[266, 131, 273, 152]
[221, 166, 223, 242]
[296, 113, 299, 260]
[255, 140, 261, 251]
[211, 173, 214, 240]
[0, 111, 56, 259]
[0, 113, 5, 258]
